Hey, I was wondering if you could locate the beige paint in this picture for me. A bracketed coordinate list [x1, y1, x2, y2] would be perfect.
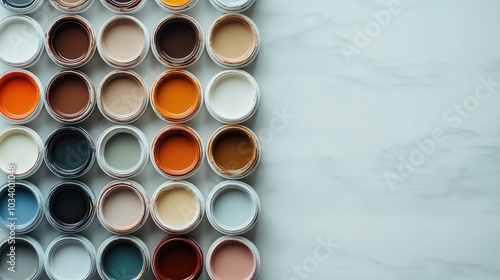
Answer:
[101, 18, 145, 62]
[156, 187, 197, 228]
[102, 187, 144, 230]
[101, 74, 144, 117]
[211, 17, 256, 63]
[56, 0, 87, 5]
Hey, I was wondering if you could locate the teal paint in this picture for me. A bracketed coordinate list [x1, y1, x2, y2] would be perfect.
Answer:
[45, 127, 95, 178]
[0, 184, 37, 226]
[213, 188, 252, 227]
[50, 132, 91, 170]
[103, 242, 143, 280]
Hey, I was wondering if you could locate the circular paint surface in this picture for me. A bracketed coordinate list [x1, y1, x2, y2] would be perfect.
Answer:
[101, 18, 145, 62]
[54, 0, 90, 8]
[156, 187, 197, 229]
[0, 71, 39, 120]
[50, 19, 90, 60]
[214, 0, 248, 7]
[155, 239, 201, 280]
[3, 0, 36, 8]
[210, 240, 256, 280]
[101, 74, 145, 119]
[156, 18, 196, 59]
[0, 18, 40, 64]
[0, 241, 39, 280]
[49, 240, 92, 279]
[0, 130, 39, 174]
[160, 0, 190, 7]
[212, 130, 256, 171]
[103, 132, 142, 170]
[211, 17, 256, 62]
[102, 241, 144, 280]
[209, 73, 256, 120]
[48, 73, 90, 117]
[213, 188, 252, 228]
[49, 185, 90, 225]
[47, 129, 93, 172]
[153, 72, 200, 120]
[101, 185, 144, 230]
[0, 185, 37, 226]
[154, 131, 199, 176]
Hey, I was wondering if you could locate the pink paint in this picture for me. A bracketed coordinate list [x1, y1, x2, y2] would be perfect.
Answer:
[209, 238, 257, 280]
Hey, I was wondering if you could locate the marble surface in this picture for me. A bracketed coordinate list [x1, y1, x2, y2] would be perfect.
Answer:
[1, 0, 500, 279]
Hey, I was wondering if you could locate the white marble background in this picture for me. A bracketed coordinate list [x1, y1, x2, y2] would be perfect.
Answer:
[1, 0, 500, 279]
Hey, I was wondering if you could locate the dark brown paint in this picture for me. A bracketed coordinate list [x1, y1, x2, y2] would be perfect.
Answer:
[49, 18, 90, 60]
[153, 236, 203, 280]
[48, 72, 90, 117]
[156, 18, 197, 59]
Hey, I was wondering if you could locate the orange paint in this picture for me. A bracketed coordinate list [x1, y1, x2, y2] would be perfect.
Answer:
[0, 71, 40, 120]
[152, 70, 201, 122]
[161, 0, 190, 7]
[153, 126, 202, 177]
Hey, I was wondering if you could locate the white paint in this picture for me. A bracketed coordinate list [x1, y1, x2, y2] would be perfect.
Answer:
[209, 0, 255, 12]
[50, 241, 92, 280]
[0, 129, 39, 175]
[0, 16, 41, 65]
[215, 0, 248, 7]
[207, 70, 259, 123]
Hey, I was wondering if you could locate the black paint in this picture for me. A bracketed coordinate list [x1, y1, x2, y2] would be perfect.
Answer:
[45, 127, 95, 178]
[50, 185, 89, 224]
[46, 181, 95, 232]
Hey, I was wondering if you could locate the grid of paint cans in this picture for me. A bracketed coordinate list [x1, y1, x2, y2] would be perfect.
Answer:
[0, 0, 262, 279]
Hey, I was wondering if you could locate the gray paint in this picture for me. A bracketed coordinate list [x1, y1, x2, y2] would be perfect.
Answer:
[0, 242, 39, 280]
[104, 132, 142, 170]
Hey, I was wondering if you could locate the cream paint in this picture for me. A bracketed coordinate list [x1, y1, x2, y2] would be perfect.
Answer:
[156, 187, 198, 228]
[0, 130, 38, 174]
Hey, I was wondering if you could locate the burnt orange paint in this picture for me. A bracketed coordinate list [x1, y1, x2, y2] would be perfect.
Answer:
[153, 126, 202, 177]
[152, 70, 201, 122]
[0, 71, 40, 120]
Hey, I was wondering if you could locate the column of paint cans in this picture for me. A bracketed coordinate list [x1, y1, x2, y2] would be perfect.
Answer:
[202, 8, 263, 280]
[147, 9, 208, 280]
[93, 4, 180, 280]
[0, 26, 49, 278]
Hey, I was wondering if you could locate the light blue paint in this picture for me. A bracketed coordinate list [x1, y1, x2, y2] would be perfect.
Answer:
[213, 188, 253, 227]
[0, 184, 38, 226]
